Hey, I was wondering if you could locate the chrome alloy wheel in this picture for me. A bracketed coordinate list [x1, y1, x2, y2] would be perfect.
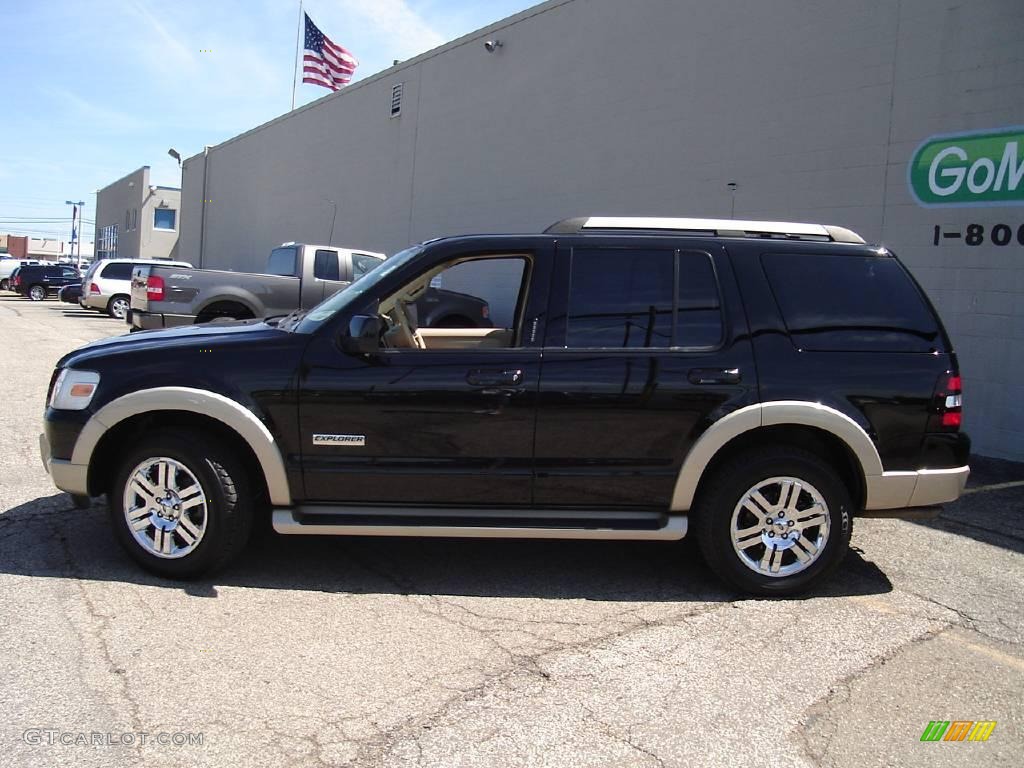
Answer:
[730, 476, 830, 578]
[122, 457, 208, 559]
[30, 285, 46, 301]
[110, 297, 129, 319]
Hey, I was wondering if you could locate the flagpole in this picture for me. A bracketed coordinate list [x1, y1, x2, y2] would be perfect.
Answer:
[291, 0, 303, 110]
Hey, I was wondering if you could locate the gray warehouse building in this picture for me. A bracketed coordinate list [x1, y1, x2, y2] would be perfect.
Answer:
[180, 0, 1024, 460]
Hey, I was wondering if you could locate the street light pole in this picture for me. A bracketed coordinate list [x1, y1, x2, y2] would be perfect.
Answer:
[65, 200, 85, 268]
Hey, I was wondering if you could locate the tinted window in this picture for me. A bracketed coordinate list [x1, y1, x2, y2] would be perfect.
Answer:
[568, 249, 674, 348]
[100, 262, 134, 280]
[352, 253, 382, 280]
[61, 267, 79, 278]
[677, 251, 723, 348]
[267, 247, 298, 276]
[567, 249, 722, 349]
[313, 250, 340, 281]
[762, 253, 943, 352]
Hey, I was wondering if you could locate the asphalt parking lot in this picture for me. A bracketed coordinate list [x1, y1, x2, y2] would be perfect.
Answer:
[1, 293, 1021, 768]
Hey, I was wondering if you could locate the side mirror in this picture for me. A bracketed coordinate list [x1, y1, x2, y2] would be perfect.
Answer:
[342, 314, 382, 357]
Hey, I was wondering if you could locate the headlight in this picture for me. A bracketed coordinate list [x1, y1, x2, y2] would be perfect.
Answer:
[49, 369, 100, 410]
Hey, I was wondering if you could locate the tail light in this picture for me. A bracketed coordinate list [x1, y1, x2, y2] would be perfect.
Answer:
[13, 275, 20, 287]
[929, 373, 962, 431]
[89, 282, 100, 295]
[146, 275, 165, 301]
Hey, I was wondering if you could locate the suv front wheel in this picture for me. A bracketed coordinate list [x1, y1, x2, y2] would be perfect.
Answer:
[109, 430, 253, 578]
[694, 446, 852, 596]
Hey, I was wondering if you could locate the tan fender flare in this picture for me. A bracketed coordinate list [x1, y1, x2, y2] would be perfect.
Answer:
[73, 387, 292, 506]
[670, 401, 884, 511]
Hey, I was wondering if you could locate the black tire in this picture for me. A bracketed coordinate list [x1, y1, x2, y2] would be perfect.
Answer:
[694, 446, 852, 596]
[0, 278, 9, 291]
[29, 284, 47, 301]
[109, 429, 253, 578]
[107, 294, 130, 319]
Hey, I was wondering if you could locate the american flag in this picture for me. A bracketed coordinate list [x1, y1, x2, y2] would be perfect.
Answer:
[302, 12, 358, 92]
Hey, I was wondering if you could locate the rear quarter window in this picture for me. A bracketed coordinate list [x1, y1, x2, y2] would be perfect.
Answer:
[762, 253, 944, 353]
[100, 262, 134, 280]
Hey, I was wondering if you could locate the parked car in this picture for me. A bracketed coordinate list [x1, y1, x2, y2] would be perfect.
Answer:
[81, 259, 193, 319]
[1, 258, 53, 291]
[11, 264, 80, 300]
[60, 282, 84, 304]
[40, 217, 969, 595]
[128, 244, 491, 330]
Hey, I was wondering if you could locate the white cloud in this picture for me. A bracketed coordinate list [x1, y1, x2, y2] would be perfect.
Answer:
[333, 0, 446, 59]
[122, 0, 199, 75]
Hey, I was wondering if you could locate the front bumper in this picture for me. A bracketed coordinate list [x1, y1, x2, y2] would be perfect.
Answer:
[129, 309, 194, 331]
[39, 432, 89, 497]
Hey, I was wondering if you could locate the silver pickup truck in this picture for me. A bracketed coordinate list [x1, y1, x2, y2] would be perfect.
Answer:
[128, 243, 384, 330]
[129, 242, 493, 330]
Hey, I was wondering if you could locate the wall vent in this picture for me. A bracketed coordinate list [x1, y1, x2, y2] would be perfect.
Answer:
[390, 83, 403, 118]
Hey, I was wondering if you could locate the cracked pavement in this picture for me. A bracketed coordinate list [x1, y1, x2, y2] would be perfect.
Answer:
[1, 296, 1021, 767]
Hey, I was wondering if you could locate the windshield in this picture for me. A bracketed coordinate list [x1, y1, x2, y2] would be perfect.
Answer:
[294, 245, 423, 333]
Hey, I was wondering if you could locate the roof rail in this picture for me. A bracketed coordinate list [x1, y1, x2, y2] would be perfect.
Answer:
[544, 216, 866, 244]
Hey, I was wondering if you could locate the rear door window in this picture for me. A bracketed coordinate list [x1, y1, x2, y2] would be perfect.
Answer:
[565, 248, 723, 349]
[313, 250, 340, 281]
[762, 253, 944, 352]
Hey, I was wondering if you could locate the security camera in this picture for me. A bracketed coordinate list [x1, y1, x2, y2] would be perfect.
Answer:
[484, 40, 502, 52]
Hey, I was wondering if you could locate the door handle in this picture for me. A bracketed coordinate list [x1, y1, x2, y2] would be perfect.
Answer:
[688, 367, 741, 385]
[466, 369, 524, 387]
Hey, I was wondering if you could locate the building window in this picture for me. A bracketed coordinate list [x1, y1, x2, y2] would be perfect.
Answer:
[125, 210, 130, 230]
[98, 224, 118, 259]
[132, 208, 137, 230]
[390, 82, 403, 117]
[154, 209, 176, 231]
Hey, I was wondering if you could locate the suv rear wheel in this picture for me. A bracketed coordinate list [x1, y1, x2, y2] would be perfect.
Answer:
[29, 284, 46, 301]
[109, 429, 253, 578]
[694, 446, 852, 596]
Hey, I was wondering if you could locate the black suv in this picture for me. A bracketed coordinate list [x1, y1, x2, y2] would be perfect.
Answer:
[14, 264, 81, 301]
[40, 217, 969, 595]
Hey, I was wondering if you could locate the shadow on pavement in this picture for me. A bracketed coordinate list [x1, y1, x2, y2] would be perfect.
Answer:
[906, 455, 1024, 555]
[0, 493, 892, 602]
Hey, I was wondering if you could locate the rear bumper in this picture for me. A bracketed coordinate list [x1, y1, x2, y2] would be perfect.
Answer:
[129, 309, 194, 331]
[864, 465, 970, 511]
[39, 432, 89, 497]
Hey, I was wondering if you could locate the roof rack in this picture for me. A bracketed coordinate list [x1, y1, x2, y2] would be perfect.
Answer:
[544, 217, 866, 244]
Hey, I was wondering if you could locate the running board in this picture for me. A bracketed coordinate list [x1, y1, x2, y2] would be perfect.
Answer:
[272, 507, 688, 541]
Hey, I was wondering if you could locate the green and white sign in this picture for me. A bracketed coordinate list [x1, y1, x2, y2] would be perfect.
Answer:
[909, 127, 1024, 207]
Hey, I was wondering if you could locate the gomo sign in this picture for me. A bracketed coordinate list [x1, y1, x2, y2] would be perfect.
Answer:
[909, 127, 1024, 207]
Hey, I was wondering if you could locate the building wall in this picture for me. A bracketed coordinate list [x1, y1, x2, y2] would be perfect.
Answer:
[95, 167, 180, 260]
[181, 0, 1024, 459]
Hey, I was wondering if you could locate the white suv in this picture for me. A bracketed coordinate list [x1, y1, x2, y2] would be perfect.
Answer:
[82, 258, 193, 318]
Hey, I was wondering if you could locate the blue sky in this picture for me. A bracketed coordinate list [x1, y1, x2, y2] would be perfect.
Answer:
[0, 0, 538, 243]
